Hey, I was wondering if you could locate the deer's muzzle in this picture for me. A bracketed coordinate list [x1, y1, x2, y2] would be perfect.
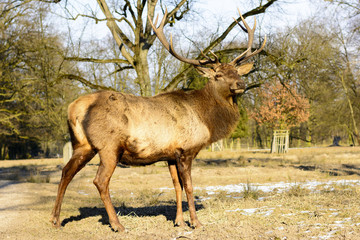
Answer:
[230, 81, 245, 94]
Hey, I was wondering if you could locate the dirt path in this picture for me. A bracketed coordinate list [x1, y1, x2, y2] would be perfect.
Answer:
[0, 180, 56, 239]
[0, 181, 32, 229]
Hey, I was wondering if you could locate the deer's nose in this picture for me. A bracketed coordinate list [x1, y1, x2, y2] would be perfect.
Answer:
[237, 81, 245, 90]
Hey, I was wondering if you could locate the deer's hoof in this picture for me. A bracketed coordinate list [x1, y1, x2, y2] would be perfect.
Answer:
[175, 220, 186, 228]
[191, 220, 203, 229]
[50, 217, 61, 228]
[111, 222, 125, 232]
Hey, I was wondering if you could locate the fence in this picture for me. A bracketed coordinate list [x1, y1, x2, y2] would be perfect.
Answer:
[271, 130, 289, 153]
[207, 138, 258, 152]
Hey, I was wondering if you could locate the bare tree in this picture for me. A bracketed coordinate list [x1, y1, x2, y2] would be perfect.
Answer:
[0, 0, 80, 158]
[336, 28, 360, 145]
[324, 0, 360, 34]
[59, 0, 277, 96]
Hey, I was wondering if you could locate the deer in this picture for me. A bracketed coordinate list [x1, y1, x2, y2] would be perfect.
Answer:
[50, 8, 266, 232]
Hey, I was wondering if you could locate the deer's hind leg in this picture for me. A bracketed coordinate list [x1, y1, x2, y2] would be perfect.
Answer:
[168, 161, 186, 227]
[175, 149, 203, 229]
[50, 144, 95, 228]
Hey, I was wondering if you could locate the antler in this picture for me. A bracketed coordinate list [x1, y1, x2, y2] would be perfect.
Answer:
[230, 8, 267, 66]
[148, 9, 219, 66]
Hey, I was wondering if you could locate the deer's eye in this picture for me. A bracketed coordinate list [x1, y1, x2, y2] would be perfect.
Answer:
[215, 75, 224, 81]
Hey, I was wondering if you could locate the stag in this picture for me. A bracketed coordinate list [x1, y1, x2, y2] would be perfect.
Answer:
[50, 9, 266, 231]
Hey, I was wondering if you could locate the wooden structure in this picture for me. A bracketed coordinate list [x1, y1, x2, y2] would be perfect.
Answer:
[209, 138, 242, 151]
[271, 130, 289, 153]
[63, 142, 73, 164]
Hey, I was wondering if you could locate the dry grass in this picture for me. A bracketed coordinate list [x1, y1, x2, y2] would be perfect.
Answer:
[0, 158, 63, 167]
[1, 147, 360, 239]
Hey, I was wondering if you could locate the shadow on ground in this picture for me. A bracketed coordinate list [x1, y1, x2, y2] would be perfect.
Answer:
[61, 201, 204, 229]
[0, 180, 20, 189]
[294, 164, 360, 176]
[0, 165, 61, 184]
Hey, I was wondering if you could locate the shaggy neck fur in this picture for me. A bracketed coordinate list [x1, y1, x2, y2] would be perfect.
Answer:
[189, 82, 240, 144]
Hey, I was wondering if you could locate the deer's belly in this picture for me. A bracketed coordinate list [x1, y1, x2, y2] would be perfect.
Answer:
[119, 150, 175, 166]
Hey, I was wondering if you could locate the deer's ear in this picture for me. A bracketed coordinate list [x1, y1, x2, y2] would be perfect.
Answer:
[195, 66, 215, 78]
[236, 62, 254, 75]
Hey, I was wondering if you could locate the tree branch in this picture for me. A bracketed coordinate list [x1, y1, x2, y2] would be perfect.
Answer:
[57, 74, 116, 91]
[63, 13, 132, 26]
[96, 0, 135, 66]
[244, 82, 263, 92]
[167, 0, 190, 22]
[163, 0, 278, 92]
[123, 0, 137, 24]
[63, 56, 131, 65]
[145, 0, 158, 41]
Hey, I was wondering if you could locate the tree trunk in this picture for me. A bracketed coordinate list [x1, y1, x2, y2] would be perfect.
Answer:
[0, 143, 6, 160]
[255, 124, 263, 149]
[135, 48, 152, 96]
[340, 71, 360, 146]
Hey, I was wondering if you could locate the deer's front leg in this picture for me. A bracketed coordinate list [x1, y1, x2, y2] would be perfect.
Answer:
[168, 161, 186, 227]
[175, 151, 203, 229]
[94, 149, 125, 232]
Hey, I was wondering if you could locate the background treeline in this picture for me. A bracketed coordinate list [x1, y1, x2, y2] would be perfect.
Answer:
[0, 0, 359, 159]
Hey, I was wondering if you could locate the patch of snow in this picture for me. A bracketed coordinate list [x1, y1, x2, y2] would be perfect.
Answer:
[314, 223, 322, 229]
[330, 212, 339, 217]
[226, 206, 275, 216]
[77, 190, 88, 196]
[198, 196, 211, 201]
[191, 179, 360, 197]
[317, 230, 338, 240]
[240, 208, 258, 215]
[171, 231, 193, 240]
[159, 180, 360, 198]
[226, 207, 255, 214]
[158, 187, 173, 191]
[262, 209, 274, 216]
[282, 213, 295, 217]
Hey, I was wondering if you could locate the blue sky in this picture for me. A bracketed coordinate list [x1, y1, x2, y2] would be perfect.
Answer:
[195, 0, 319, 32]
[53, 0, 321, 43]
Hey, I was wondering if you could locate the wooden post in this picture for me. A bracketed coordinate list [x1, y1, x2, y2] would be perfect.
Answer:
[229, 138, 233, 151]
[63, 142, 73, 164]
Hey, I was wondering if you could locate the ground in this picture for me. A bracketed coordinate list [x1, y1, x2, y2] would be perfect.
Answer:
[1, 147, 360, 239]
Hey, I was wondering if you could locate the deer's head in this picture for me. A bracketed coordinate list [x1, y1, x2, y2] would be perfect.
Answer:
[149, 8, 266, 99]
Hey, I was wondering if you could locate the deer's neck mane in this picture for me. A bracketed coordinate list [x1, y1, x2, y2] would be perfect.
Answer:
[190, 84, 240, 143]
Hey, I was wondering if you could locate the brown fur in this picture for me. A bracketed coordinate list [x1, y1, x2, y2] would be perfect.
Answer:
[50, 8, 264, 230]
[50, 63, 248, 231]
